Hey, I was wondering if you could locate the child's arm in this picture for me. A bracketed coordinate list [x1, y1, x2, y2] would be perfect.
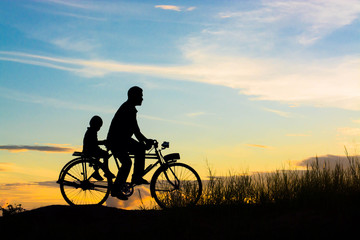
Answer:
[98, 139, 107, 145]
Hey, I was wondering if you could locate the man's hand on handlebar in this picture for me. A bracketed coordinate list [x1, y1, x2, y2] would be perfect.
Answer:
[145, 139, 155, 150]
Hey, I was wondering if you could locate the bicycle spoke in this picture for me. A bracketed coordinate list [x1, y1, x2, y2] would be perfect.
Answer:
[65, 172, 81, 182]
[62, 180, 80, 188]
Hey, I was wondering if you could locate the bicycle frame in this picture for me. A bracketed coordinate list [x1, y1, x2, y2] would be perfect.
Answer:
[111, 140, 180, 180]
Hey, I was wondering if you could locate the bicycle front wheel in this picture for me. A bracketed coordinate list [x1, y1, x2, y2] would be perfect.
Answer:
[59, 159, 111, 206]
[150, 162, 202, 208]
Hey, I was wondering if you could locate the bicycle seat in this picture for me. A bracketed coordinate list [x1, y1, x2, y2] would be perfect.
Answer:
[72, 152, 100, 160]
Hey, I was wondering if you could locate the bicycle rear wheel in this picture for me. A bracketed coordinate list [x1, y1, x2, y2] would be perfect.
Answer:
[150, 162, 202, 208]
[59, 159, 111, 206]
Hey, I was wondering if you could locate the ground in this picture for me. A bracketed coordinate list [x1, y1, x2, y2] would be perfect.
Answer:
[0, 204, 359, 239]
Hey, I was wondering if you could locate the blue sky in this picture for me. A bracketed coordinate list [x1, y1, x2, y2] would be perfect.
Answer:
[1, 0, 360, 209]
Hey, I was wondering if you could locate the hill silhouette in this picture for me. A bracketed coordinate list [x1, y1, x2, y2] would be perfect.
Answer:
[1, 204, 359, 239]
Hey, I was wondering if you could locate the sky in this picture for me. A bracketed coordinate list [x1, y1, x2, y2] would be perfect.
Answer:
[1, 0, 360, 210]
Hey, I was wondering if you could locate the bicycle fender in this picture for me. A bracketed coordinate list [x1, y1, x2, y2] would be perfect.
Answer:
[163, 153, 180, 163]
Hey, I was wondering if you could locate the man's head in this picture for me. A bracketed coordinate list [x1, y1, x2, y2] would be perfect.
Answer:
[127, 86, 143, 106]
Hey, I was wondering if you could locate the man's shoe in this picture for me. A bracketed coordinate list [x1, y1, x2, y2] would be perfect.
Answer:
[132, 178, 150, 185]
[111, 190, 128, 201]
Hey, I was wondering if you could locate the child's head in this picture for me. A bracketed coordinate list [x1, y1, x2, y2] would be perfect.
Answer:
[89, 115, 103, 131]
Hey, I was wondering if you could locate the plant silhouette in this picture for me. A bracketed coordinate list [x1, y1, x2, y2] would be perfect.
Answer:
[0, 203, 25, 217]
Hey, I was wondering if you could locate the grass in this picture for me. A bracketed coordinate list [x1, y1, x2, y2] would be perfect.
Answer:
[197, 154, 360, 209]
[138, 152, 360, 210]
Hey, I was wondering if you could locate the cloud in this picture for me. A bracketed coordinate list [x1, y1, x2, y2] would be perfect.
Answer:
[139, 114, 206, 128]
[178, 2, 360, 109]
[39, 0, 151, 17]
[0, 54, 77, 73]
[296, 154, 360, 169]
[0, 51, 190, 77]
[219, 0, 360, 45]
[337, 127, 360, 136]
[27, 4, 106, 21]
[0, 144, 75, 153]
[0, 181, 58, 188]
[2, 2, 358, 113]
[0, 86, 114, 113]
[106, 185, 153, 210]
[264, 108, 291, 118]
[35, 180, 58, 187]
[155, 5, 196, 12]
[51, 37, 99, 52]
[45, 0, 96, 10]
[155, 5, 181, 11]
[51, 11, 106, 21]
[0, 163, 15, 172]
[286, 133, 311, 137]
[0, 86, 203, 127]
[245, 144, 271, 149]
[1, 50, 360, 111]
[186, 112, 207, 117]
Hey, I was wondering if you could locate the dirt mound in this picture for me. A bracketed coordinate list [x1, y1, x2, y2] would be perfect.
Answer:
[1, 204, 358, 239]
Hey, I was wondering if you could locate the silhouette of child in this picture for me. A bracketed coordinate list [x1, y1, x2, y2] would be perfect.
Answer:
[83, 115, 114, 180]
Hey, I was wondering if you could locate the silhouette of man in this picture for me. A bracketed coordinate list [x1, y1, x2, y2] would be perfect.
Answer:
[107, 86, 152, 200]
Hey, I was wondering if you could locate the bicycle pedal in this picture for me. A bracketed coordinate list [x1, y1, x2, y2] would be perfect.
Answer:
[126, 182, 135, 187]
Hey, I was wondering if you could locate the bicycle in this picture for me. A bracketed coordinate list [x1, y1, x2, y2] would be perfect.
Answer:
[57, 140, 202, 208]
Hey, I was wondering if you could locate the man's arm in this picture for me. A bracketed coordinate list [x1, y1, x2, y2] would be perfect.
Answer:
[134, 122, 147, 143]
[133, 118, 153, 146]
[134, 131, 147, 143]
[135, 130, 154, 150]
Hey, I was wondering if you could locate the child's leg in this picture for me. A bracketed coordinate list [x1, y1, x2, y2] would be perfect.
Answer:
[99, 150, 109, 169]
[100, 150, 115, 178]
[91, 157, 104, 181]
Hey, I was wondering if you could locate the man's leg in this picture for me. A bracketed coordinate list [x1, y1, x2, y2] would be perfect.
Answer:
[114, 151, 132, 186]
[108, 150, 130, 200]
[127, 139, 147, 183]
